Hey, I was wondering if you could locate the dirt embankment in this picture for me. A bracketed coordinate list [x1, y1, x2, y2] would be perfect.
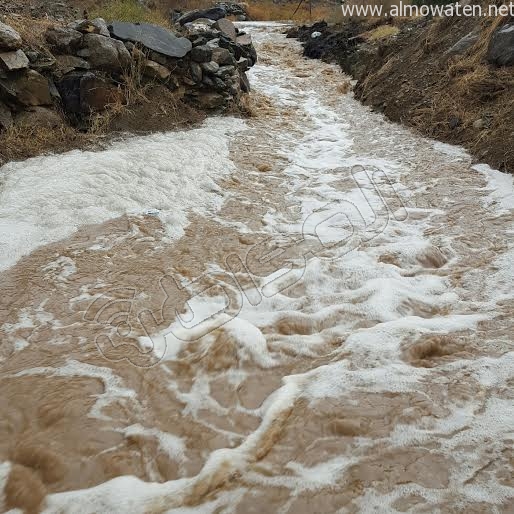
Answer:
[289, 14, 514, 173]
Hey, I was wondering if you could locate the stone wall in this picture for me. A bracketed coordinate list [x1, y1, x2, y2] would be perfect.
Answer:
[0, 12, 256, 133]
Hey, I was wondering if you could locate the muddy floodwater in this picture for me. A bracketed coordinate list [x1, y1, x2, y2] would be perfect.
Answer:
[1, 23, 513, 513]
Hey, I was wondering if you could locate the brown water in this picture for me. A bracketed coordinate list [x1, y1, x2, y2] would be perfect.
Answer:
[1, 23, 513, 514]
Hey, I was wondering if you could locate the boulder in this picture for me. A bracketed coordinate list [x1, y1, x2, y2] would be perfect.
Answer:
[144, 60, 171, 80]
[446, 30, 479, 56]
[15, 106, 63, 128]
[0, 50, 29, 71]
[0, 22, 22, 51]
[109, 21, 192, 59]
[72, 18, 110, 37]
[214, 18, 237, 42]
[190, 45, 212, 62]
[190, 61, 202, 82]
[201, 61, 220, 74]
[177, 7, 226, 25]
[487, 23, 514, 66]
[195, 91, 226, 109]
[0, 101, 12, 131]
[45, 27, 83, 54]
[236, 34, 252, 46]
[0, 69, 52, 106]
[211, 47, 234, 65]
[56, 71, 122, 114]
[81, 74, 122, 111]
[82, 33, 131, 72]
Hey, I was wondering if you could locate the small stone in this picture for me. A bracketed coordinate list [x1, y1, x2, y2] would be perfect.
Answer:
[216, 65, 236, 79]
[473, 118, 488, 130]
[240, 71, 250, 92]
[144, 60, 171, 80]
[206, 38, 221, 49]
[0, 22, 22, 51]
[190, 45, 212, 62]
[214, 18, 237, 42]
[25, 51, 39, 63]
[192, 36, 208, 47]
[190, 61, 202, 83]
[448, 115, 461, 130]
[0, 49, 29, 71]
[202, 75, 214, 87]
[236, 34, 252, 46]
[201, 61, 219, 74]
[212, 47, 233, 65]
[236, 56, 249, 71]
[72, 18, 110, 37]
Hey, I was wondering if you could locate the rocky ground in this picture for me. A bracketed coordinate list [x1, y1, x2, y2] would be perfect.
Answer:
[289, 13, 514, 173]
[0, 1, 256, 164]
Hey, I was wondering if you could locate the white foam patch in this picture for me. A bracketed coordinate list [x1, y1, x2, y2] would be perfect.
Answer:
[473, 163, 514, 210]
[0, 461, 12, 510]
[0, 117, 244, 271]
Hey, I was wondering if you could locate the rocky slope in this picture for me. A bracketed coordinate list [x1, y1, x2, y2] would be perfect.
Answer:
[289, 14, 514, 173]
[0, 3, 256, 164]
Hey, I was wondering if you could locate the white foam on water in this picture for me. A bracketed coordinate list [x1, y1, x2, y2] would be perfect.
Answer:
[0, 461, 11, 510]
[0, 117, 245, 271]
[473, 163, 514, 210]
[10, 23, 514, 514]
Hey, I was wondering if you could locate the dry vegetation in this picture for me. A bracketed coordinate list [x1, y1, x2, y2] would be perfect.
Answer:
[246, 0, 341, 22]
[355, 13, 514, 172]
[90, 0, 171, 25]
[0, 123, 93, 165]
[90, 0, 342, 23]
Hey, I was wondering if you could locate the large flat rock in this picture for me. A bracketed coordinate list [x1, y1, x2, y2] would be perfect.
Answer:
[0, 49, 29, 71]
[109, 22, 192, 59]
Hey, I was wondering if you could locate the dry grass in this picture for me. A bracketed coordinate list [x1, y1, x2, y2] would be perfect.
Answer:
[90, 0, 171, 25]
[247, 0, 339, 22]
[365, 24, 399, 40]
[0, 120, 91, 165]
[2, 15, 54, 51]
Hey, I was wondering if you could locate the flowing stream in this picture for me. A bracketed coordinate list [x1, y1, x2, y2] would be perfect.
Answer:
[0, 23, 513, 513]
